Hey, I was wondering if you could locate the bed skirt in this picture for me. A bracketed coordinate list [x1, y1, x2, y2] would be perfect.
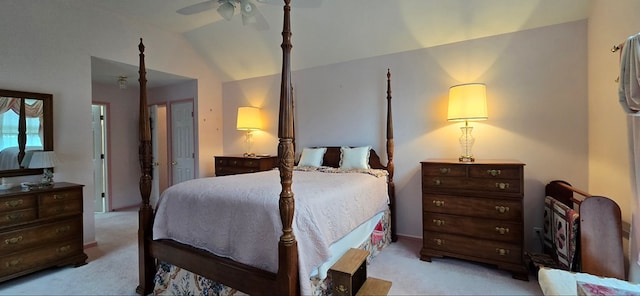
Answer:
[153, 208, 392, 296]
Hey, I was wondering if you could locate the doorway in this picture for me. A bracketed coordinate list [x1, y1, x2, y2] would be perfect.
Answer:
[150, 104, 169, 207]
[92, 104, 109, 213]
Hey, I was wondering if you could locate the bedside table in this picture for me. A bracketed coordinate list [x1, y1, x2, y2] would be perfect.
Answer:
[420, 159, 527, 280]
[214, 155, 278, 176]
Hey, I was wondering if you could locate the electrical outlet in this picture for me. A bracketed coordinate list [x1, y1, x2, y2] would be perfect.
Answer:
[533, 227, 543, 236]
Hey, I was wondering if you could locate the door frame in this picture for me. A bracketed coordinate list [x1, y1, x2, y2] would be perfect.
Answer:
[91, 102, 112, 212]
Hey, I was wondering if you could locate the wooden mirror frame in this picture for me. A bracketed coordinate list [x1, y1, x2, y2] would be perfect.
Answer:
[0, 89, 53, 177]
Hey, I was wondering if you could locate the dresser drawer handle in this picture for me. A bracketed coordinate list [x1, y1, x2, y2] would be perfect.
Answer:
[232, 160, 238, 165]
[5, 258, 22, 268]
[433, 179, 441, 186]
[5, 235, 23, 245]
[432, 219, 445, 226]
[496, 248, 510, 256]
[432, 200, 445, 207]
[487, 169, 501, 177]
[53, 194, 68, 200]
[433, 238, 445, 246]
[495, 182, 510, 190]
[439, 168, 450, 174]
[336, 284, 348, 294]
[6, 213, 23, 221]
[56, 225, 71, 234]
[495, 227, 510, 235]
[57, 245, 71, 253]
[495, 206, 510, 213]
[5, 199, 23, 208]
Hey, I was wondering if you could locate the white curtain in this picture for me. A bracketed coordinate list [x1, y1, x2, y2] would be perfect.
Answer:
[619, 33, 640, 274]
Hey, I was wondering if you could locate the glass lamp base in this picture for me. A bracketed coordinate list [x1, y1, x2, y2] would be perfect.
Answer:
[459, 155, 475, 162]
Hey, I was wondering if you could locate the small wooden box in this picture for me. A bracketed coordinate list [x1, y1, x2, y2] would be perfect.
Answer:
[329, 248, 369, 296]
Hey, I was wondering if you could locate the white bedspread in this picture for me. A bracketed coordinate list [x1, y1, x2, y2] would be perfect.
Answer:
[152, 169, 389, 295]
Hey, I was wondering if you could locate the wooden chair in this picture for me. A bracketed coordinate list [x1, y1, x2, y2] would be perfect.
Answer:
[579, 196, 625, 280]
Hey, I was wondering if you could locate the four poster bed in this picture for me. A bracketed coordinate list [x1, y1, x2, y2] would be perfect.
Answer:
[135, 1, 396, 295]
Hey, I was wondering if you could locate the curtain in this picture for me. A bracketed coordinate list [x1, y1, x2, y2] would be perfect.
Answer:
[618, 33, 640, 272]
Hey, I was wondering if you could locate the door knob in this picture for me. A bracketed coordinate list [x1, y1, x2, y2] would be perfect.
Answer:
[171, 161, 177, 166]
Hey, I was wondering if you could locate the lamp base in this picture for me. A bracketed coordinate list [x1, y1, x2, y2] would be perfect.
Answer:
[459, 155, 475, 162]
[243, 152, 256, 158]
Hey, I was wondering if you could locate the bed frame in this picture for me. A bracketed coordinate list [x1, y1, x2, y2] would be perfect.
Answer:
[135, 1, 395, 295]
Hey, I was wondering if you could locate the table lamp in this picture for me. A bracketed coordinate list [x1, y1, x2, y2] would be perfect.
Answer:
[236, 106, 262, 157]
[26, 150, 57, 185]
[447, 83, 488, 162]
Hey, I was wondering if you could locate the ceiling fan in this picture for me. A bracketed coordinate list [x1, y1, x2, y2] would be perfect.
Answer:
[176, 0, 323, 30]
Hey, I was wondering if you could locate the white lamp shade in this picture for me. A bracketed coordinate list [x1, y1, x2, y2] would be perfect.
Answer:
[236, 107, 262, 130]
[447, 83, 488, 121]
[27, 151, 57, 169]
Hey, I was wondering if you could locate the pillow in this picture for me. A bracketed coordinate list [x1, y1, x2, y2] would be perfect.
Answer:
[297, 147, 327, 167]
[339, 146, 371, 169]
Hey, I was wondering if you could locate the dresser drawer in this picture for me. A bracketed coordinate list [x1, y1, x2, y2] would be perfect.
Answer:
[424, 213, 521, 243]
[468, 166, 522, 179]
[422, 164, 467, 177]
[38, 190, 82, 218]
[0, 217, 81, 253]
[0, 239, 82, 278]
[0, 195, 36, 213]
[424, 194, 522, 220]
[423, 176, 522, 194]
[0, 209, 37, 227]
[423, 232, 522, 265]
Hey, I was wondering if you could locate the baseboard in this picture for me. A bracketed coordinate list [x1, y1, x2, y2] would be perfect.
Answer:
[84, 240, 98, 249]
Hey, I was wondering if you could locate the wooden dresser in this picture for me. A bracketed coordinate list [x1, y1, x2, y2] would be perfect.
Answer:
[214, 155, 278, 176]
[0, 182, 87, 282]
[420, 160, 527, 280]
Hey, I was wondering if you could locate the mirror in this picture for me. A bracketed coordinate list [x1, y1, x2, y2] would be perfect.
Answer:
[0, 89, 53, 177]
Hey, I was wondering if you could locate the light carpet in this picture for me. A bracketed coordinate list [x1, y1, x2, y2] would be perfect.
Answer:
[0, 210, 543, 295]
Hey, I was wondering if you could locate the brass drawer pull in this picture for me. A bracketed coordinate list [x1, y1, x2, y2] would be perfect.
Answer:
[6, 213, 24, 221]
[336, 284, 348, 294]
[439, 168, 450, 174]
[433, 238, 445, 245]
[487, 169, 501, 177]
[56, 225, 71, 234]
[5, 258, 22, 268]
[495, 206, 510, 213]
[5, 235, 23, 245]
[432, 200, 445, 207]
[5, 199, 23, 208]
[57, 245, 71, 253]
[495, 227, 510, 235]
[53, 194, 68, 200]
[496, 248, 510, 256]
[432, 219, 445, 226]
[433, 179, 441, 186]
[495, 182, 510, 190]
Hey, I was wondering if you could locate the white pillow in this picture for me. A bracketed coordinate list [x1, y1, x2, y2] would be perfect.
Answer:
[339, 146, 371, 169]
[298, 147, 327, 167]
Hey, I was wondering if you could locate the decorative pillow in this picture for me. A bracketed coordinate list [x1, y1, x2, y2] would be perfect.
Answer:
[297, 147, 327, 167]
[339, 146, 371, 169]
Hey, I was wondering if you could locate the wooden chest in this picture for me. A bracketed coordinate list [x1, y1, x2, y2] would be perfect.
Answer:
[329, 248, 369, 296]
[0, 182, 87, 282]
[214, 155, 277, 176]
[420, 160, 528, 280]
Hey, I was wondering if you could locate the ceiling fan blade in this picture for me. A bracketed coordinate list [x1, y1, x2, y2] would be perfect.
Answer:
[250, 9, 270, 31]
[256, 0, 322, 8]
[176, 0, 218, 15]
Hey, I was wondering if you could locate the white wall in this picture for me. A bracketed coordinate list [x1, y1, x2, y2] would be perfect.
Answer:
[588, 0, 640, 281]
[222, 21, 589, 252]
[0, 0, 223, 245]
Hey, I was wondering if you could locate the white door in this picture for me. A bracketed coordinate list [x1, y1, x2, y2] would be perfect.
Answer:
[91, 105, 108, 212]
[170, 101, 195, 184]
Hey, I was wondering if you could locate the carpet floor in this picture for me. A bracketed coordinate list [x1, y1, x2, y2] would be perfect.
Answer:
[0, 210, 543, 295]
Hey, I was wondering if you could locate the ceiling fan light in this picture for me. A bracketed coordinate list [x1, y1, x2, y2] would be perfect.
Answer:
[217, 1, 235, 20]
[240, 0, 256, 17]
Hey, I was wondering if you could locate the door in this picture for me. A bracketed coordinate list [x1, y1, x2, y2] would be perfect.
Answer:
[170, 101, 195, 184]
[149, 104, 169, 207]
[92, 104, 108, 213]
[150, 105, 160, 207]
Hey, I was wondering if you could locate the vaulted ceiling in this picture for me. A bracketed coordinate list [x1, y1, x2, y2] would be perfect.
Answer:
[87, 0, 591, 85]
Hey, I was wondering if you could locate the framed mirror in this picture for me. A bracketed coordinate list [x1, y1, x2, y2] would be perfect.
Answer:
[0, 89, 53, 177]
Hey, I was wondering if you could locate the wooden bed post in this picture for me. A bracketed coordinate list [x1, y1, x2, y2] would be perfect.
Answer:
[276, 0, 298, 295]
[386, 69, 397, 242]
[136, 38, 155, 296]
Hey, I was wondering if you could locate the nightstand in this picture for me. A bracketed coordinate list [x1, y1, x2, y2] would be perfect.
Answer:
[420, 159, 528, 280]
[214, 155, 278, 176]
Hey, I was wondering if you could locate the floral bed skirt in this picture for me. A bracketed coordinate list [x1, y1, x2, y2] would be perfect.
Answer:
[153, 208, 391, 296]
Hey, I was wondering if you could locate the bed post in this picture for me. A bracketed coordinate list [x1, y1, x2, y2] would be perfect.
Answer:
[276, 0, 298, 295]
[136, 38, 155, 295]
[385, 69, 397, 242]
